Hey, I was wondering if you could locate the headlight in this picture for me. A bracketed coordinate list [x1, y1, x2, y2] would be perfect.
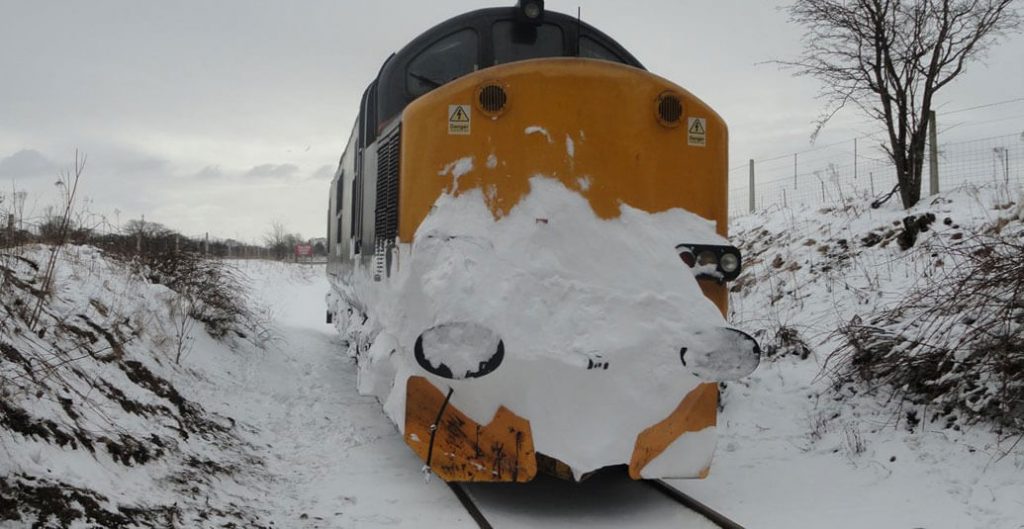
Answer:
[696, 250, 718, 267]
[720, 252, 740, 274]
[675, 243, 743, 282]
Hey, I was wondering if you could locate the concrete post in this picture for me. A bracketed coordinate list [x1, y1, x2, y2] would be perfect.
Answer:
[854, 138, 858, 180]
[748, 159, 755, 213]
[929, 110, 939, 195]
[793, 153, 798, 189]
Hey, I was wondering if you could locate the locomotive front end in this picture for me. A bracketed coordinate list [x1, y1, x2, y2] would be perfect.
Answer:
[387, 58, 758, 482]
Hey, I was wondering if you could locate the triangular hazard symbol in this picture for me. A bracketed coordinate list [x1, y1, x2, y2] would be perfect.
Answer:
[689, 119, 705, 135]
[450, 106, 470, 122]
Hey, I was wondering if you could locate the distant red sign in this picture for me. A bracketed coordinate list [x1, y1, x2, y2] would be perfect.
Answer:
[294, 243, 313, 257]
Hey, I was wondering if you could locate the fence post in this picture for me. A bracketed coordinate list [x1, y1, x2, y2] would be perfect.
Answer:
[204, 232, 209, 256]
[793, 153, 798, 189]
[6, 213, 14, 243]
[854, 138, 858, 180]
[748, 159, 755, 213]
[929, 109, 939, 195]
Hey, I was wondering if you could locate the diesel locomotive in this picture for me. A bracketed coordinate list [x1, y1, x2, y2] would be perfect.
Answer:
[326, 1, 759, 483]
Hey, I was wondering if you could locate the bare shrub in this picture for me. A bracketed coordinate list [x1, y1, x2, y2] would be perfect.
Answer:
[843, 424, 867, 456]
[28, 152, 85, 330]
[761, 324, 813, 360]
[168, 289, 197, 364]
[116, 250, 254, 342]
[832, 230, 1024, 437]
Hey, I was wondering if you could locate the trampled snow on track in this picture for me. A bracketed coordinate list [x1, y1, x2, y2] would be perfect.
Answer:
[223, 262, 726, 528]
[209, 262, 473, 528]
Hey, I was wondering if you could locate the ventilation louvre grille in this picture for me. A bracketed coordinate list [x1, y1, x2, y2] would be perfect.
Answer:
[374, 126, 401, 279]
[479, 84, 508, 114]
[658, 94, 683, 125]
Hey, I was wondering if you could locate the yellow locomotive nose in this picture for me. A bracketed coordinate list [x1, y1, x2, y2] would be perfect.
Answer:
[400, 57, 728, 239]
[401, 57, 731, 317]
[392, 58, 735, 482]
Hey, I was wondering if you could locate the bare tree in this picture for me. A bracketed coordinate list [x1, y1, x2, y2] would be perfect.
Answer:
[123, 218, 173, 239]
[783, 0, 1021, 208]
[263, 220, 302, 260]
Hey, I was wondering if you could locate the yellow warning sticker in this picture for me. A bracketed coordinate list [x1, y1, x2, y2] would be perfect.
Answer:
[448, 105, 471, 135]
[687, 117, 706, 147]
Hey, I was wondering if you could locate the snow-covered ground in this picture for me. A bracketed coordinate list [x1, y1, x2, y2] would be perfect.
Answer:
[672, 183, 1024, 529]
[209, 261, 474, 528]
[4, 182, 1024, 528]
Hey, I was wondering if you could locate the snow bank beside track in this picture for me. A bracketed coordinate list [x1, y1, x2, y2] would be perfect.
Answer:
[675, 184, 1024, 529]
[0, 246, 270, 527]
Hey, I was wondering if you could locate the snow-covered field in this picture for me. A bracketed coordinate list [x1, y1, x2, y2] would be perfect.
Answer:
[3, 182, 1024, 528]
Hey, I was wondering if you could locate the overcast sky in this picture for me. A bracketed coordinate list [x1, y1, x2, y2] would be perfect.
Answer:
[2, 1, 1022, 242]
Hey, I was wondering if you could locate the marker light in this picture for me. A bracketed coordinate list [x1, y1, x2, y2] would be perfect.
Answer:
[678, 248, 696, 267]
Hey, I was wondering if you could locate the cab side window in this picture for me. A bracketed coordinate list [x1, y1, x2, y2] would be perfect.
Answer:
[579, 35, 624, 63]
[406, 29, 479, 97]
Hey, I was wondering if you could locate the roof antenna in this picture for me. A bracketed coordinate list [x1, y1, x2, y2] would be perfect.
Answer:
[576, 6, 581, 56]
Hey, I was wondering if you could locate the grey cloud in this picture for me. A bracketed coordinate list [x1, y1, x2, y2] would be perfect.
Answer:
[0, 149, 59, 179]
[308, 165, 334, 181]
[115, 156, 169, 176]
[244, 163, 300, 179]
[195, 165, 225, 179]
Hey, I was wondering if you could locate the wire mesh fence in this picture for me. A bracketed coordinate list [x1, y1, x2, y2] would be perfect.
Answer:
[0, 207, 277, 260]
[730, 131, 1024, 218]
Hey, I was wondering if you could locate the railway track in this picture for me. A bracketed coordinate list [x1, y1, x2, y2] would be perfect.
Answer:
[643, 480, 744, 529]
[447, 471, 743, 529]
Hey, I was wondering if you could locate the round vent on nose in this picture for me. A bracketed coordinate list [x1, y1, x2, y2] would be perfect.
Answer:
[657, 92, 683, 127]
[478, 84, 508, 115]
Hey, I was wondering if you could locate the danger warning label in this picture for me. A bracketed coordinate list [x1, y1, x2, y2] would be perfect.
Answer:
[448, 105, 471, 135]
[687, 117, 706, 147]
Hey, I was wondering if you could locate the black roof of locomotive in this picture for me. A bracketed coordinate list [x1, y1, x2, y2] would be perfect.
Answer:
[371, 7, 645, 137]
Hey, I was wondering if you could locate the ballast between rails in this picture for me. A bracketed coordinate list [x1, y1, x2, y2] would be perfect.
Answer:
[447, 479, 745, 529]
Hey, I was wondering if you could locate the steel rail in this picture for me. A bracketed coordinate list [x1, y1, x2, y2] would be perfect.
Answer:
[447, 482, 494, 529]
[645, 479, 745, 529]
